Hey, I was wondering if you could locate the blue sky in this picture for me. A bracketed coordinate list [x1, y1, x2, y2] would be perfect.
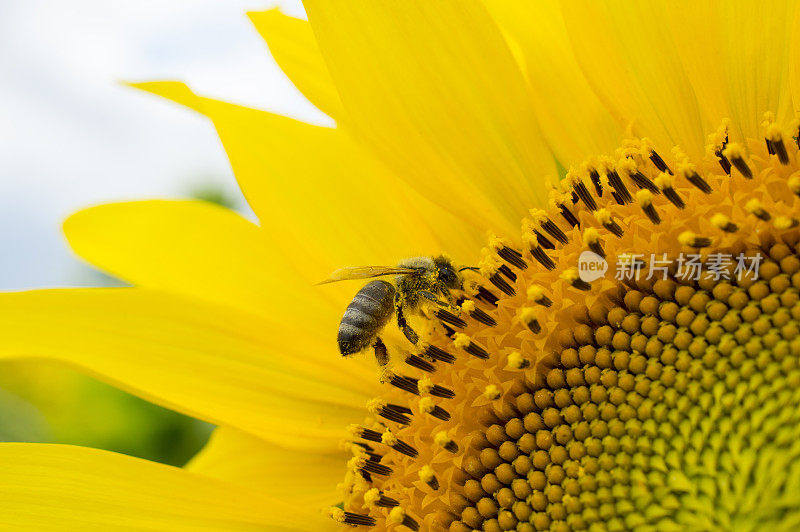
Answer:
[0, 0, 326, 289]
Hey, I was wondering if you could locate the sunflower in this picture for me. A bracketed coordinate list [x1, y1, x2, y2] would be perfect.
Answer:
[2, 1, 800, 530]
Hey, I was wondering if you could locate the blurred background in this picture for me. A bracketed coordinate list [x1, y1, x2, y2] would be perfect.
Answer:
[0, 0, 320, 465]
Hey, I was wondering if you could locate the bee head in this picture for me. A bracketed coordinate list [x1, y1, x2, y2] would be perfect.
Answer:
[433, 255, 460, 289]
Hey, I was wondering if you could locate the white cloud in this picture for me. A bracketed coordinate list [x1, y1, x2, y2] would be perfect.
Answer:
[0, 0, 324, 289]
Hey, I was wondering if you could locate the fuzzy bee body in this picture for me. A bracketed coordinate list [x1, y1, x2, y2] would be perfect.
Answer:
[338, 280, 396, 356]
[323, 256, 465, 366]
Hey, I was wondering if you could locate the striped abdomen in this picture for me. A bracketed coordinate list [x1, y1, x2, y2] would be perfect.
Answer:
[338, 280, 396, 356]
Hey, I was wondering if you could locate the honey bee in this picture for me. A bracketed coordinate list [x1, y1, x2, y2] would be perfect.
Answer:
[319, 256, 466, 365]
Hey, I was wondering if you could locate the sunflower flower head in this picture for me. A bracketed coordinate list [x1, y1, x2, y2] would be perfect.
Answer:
[8, 2, 800, 531]
[335, 118, 800, 531]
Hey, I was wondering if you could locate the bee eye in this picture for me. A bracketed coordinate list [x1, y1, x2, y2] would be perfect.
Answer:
[438, 266, 458, 287]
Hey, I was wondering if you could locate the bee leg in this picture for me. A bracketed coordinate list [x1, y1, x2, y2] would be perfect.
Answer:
[419, 290, 450, 307]
[396, 306, 419, 345]
[373, 337, 389, 366]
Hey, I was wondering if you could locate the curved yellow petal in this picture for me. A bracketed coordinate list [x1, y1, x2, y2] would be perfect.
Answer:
[247, 9, 343, 121]
[64, 200, 337, 318]
[0, 288, 379, 451]
[127, 82, 483, 277]
[188, 427, 344, 512]
[791, 6, 800, 116]
[563, 0, 798, 154]
[0, 443, 328, 531]
[304, 0, 558, 236]
[663, 0, 796, 143]
[484, 0, 622, 167]
[562, 0, 708, 158]
[713, 0, 796, 140]
[658, 1, 732, 140]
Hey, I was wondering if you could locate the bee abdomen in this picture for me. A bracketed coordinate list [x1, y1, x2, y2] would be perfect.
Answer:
[338, 280, 396, 356]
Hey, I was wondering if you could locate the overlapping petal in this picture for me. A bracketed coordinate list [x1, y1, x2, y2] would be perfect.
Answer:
[713, 0, 796, 140]
[248, 9, 343, 121]
[661, 0, 796, 143]
[8, 2, 799, 529]
[562, 0, 709, 158]
[304, 0, 558, 236]
[0, 443, 328, 531]
[563, 0, 798, 155]
[0, 288, 378, 451]
[791, 7, 800, 115]
[64, 200, 335, 317]
[128, 82, 483, 283]
[188, 427, 345, 512]
[485, 0, 622, 167]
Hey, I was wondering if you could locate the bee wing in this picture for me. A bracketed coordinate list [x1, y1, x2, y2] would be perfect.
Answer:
[317, 266, 417, 284]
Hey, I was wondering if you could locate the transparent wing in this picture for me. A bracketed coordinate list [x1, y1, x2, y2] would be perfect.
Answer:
[317, 266, 417, 284]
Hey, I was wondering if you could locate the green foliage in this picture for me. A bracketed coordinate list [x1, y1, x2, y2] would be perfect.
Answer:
[0, 361, 212, 466]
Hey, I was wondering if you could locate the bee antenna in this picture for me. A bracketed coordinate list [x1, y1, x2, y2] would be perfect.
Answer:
[458, 266, 480, 273]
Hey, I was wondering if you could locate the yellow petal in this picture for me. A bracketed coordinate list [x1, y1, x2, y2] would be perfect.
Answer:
[0, 443, 329, 530]
[188, 427, 344, 511]
[0, 288, 379, 451]
[658, 1, 732, 139]
[248, 9, 343, 121]
[128, 82, 483, 279]
[562, 0, 709, 158]
[713, 0, 796, 140]
[485, 0, 622, 167]
[563, 1, 797, 154]
[64, 200, 336, 318]
[791, 6, 800, 116]
[663, 0, 796, 143]
[304, 0, 558, 236]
